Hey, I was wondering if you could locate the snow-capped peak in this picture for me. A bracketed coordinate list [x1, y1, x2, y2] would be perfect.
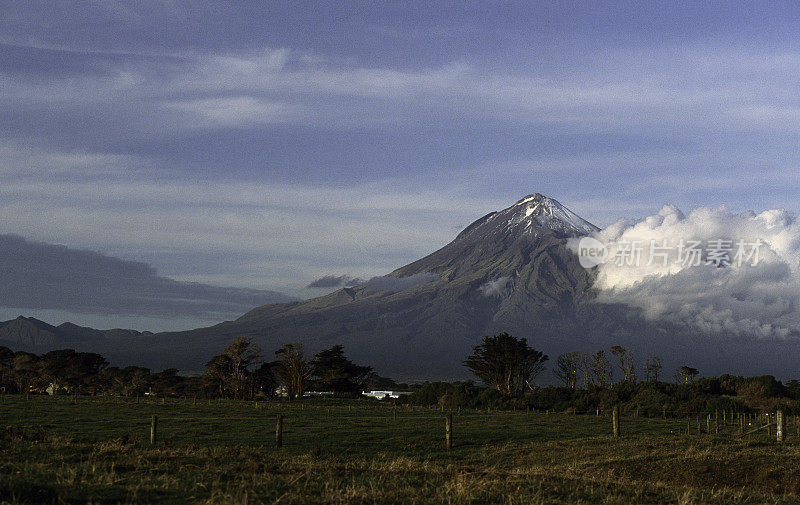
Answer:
[509, 193, 599, 236]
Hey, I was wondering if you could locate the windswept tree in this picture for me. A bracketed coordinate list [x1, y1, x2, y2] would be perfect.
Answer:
[627, 352, 637, 384]
[463, 333, 548, 397]
[310, 345, 372, 396]
[609, 345, 637, 384]
[224, 337, 261, 399]
[204, 354, 232, 397]
[273, 343, 312, 400]
[644, 356, 663, 381]
[678, 366, 699, 384]
[582, 350, 612, 389]
[553, 352, 581, 389]
[203, 337, 261, 399]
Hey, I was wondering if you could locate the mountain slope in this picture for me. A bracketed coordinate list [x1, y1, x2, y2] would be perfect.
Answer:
[107, 194, 601, 377]
[5, 193, 800, 381]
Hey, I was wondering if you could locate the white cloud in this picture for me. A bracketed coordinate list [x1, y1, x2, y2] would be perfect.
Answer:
[0, 140, 143, 176]
[0, 144, 510, 293]
[165, 96, 302, 126]
[478, 276, 514, 297]
[582, 205, 800, 339]
[6, 43, 800, 133]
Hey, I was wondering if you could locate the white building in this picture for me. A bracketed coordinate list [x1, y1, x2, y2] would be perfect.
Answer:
[363, 390, 411, 400]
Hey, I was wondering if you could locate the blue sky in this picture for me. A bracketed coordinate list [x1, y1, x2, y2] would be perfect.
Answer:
[2, 1, 800, 325]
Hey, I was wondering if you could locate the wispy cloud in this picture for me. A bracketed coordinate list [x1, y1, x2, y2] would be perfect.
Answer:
[165, 96, 303, 126]
[306, 275, 363, 289]
[3, 9, 800, 304]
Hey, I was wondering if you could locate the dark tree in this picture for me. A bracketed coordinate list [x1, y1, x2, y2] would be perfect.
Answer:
[96, 366, 151, 396]
[252, 361, 279, 398]
[203, 354, 232, 397]
[0, 346, 13, 391]
[582, 350, 612, 388]
[12, 351, 39, 393]
[678, 366, 699, 384]
[363, 373, 405, 391]
[644, 356, 662, 381]
[463, 333, 548, 396]
[310, 345, 372, 395]
[202, 337, 261, 399]
[553, 352, 581, 389]
[38, 349, 107, 394]
[272, 343, 311, 400]
[150, 368, 183, 396]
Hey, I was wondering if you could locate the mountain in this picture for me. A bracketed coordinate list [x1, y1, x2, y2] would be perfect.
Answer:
[93, 194, 607, 377]
[6, 194, 800, 381]
[0, 316, 152, 352]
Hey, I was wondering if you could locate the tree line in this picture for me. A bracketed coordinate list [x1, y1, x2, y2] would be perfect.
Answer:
[462, 333, 703, 398]
[0, 339, 399, 399]
[202, 338, 393, 400]
[0, 331, 787, 411]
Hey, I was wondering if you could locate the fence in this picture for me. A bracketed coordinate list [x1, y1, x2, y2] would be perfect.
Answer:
[1, 395, 797, 450]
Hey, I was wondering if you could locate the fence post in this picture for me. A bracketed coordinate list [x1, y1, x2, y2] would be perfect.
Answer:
[275, 414, 283, 448]
[445, 413, 453, 450]
[150, 415, 157, 446]
[777, 410, 785, 443]
[612, 406, 620, 438]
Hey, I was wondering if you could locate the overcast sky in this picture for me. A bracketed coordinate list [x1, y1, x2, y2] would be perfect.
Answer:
[2, 1, 800, 317]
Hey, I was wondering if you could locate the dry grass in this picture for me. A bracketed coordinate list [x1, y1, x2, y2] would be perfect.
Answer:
[1, 395, 798, 504]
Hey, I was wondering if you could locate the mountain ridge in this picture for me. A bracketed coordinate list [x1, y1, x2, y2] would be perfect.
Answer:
[94, 194, 603, 377]
[5, 194, 800, 381]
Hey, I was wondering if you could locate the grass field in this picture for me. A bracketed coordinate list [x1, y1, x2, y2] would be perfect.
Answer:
[2, 395, 800, 504]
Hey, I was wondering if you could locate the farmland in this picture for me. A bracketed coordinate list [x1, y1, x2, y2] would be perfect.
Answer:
[2, 394, 800, 504]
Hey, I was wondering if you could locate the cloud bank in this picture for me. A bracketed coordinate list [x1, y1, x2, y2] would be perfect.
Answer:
[583, 205, 800, 339]
[306, 275, 364, 289]
[362, 272, 439, 293]
[0, 234, 294, 320]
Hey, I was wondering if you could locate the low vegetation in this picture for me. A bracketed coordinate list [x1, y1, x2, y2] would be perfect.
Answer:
[3, 335, 800, 503]
[2, 395, 800, 504]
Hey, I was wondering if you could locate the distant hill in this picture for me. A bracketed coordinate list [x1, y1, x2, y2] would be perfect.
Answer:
[0, 315, 152, 352]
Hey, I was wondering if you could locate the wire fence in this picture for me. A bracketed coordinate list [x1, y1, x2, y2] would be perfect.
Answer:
[1, 394, 797, 449]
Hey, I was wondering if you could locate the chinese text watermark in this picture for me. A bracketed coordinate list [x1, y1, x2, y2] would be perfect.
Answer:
[577, 237, 762, 268]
